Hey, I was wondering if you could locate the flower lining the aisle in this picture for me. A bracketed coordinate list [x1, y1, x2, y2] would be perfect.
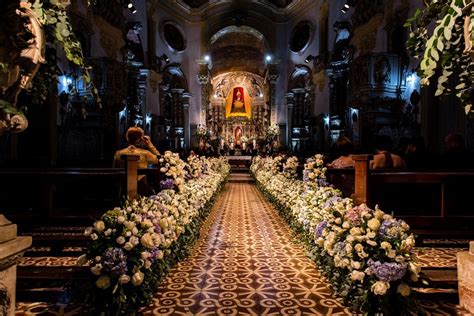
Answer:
[78, 156, 230, 314]
[251, 155, 420, 315]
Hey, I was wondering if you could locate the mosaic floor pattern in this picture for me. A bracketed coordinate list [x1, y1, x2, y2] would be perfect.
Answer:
[142, 183, 351, 315]
[15, 181, 468, 315]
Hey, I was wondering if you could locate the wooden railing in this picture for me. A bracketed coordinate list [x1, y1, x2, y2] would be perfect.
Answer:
[339, 155, 474, 231]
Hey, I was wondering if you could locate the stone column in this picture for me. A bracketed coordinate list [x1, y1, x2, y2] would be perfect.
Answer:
[285, 92, 294, 149]
[265, 63, 280, 125]
[458, 241, 474, 313]
[182, 93, 192, 150]
[127, 68, 149, 128]
[0, 215, 31, 316]
[196, 60, 210, 126]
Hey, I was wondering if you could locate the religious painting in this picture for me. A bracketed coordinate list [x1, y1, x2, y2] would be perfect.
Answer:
[234, 126, 242, 145]
[226, 86, 251, 118]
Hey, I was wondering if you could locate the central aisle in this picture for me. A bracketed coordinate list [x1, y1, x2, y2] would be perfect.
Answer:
[142, 182, 351, 315]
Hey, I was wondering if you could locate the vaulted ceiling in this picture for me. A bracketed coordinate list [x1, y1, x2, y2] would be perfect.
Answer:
[181, 0, 296, 9]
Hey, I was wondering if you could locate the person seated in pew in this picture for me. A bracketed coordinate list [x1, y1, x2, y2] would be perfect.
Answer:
[371, 135, 406, 169]
[113, 127, 160, 195]
[328, 136, 355, 168]
[439, 132, 474, 169]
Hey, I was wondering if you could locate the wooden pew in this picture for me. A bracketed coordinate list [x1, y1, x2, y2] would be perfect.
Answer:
[351, 155, 474, 232]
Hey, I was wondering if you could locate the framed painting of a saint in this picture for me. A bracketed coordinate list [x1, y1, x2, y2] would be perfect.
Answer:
[226, 86, 251, 118]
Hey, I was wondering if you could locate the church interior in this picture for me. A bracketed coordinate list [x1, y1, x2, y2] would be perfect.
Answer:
[0, 0, 474, 314]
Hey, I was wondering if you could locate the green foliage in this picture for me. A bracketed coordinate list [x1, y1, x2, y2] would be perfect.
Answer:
[406, 0, 474, 114]
[27, 0, 100, 108]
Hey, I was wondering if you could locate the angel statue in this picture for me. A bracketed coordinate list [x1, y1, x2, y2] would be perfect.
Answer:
[0, 1, 46, 133]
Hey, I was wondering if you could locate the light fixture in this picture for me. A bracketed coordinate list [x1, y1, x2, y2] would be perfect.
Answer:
[341, 0, 355, 14]
[204, 55, 210, 62]
[122, 0, 137, 13]
[265, 55, 272, 62]
[160, 54, 170, 63]
[305, 55, 316, 63]
[259, 93, 263, 97]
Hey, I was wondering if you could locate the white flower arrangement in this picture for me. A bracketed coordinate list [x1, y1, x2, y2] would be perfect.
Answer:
[240, 135, 249, 143]
[283, 156, 298, 179]
[303, 154, 327, 186]
[79, 156, 230, 312]
[158, 151, 187, 192]
[265, 124, 280, 140]
[251, 155, 419, 314]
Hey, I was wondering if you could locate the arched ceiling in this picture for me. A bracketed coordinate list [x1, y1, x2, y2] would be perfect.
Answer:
[209, 26, 267, 77]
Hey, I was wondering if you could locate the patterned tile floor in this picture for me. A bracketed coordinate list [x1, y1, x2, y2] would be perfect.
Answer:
[141, 183, 351, 315]
[15, 181, 469, 315]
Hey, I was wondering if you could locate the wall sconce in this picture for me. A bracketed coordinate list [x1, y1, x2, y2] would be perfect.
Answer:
[305, 55, 316, 63]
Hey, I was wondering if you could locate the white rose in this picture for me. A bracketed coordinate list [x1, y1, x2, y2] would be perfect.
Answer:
[94, 221, 105, 233]
[381, 241, 392, 250]
[350, 270, 365, 282]
[141, 251, 151, 260]
[132, 227, 139, 235]
[130, 236, 140, 246]
[140, 233, 155, 248]
[397, 283, 411, 296]
[117, 216, 125, 224]
[119, 275, 130, 284]
[104, 229, 112, 236]
[132, 271, 144, 286]
[124, 221, 135, 230]
[123, 242, 134, 251]
[354, 243, 364, 252]
[90, 264, 103, 276]
[96, 275, 111, 289]
[350, 227, 362, 236]
[144, 260, 152, 269]
[367, 218, 381, 231]
[351, 261, 361, 270]
[371, 281, 390, 295]
[342, 221, 350, 229]
[91, 233, 98, 240]
[77, 254, 88, 266]
[84, 227, 93, 236]
[95, 256, 101, 262]
[116, 236, 126, 245]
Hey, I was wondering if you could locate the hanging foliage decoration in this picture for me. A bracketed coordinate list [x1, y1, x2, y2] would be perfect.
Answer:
[405, 0, 474, 114]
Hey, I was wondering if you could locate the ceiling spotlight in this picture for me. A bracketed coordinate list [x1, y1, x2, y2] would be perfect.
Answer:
[129, 5, 137, 14]
[259, 93, 263, 98]
[305, 55, 316, 63]
[204, 55, 210, 61]
[127, 2, 133, 8]
[265, 55, 272, 62]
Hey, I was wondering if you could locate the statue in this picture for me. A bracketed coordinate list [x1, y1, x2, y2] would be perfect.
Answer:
[0, 1, 46, 133]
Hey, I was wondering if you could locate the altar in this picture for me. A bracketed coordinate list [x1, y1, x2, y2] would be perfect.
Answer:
[226, 155, 252, 169]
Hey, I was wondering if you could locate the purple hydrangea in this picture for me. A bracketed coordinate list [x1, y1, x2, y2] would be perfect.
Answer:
[160, 178, 175, 190]
[102, 248, 128, 276]
[323, 196, 343, 209]
[315, 220, 328, 238]
[379, 219, 404, 238]
[368, 259, 407, 282]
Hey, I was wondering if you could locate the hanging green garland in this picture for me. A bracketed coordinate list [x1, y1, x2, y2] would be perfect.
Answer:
[405, 0, 474, 114]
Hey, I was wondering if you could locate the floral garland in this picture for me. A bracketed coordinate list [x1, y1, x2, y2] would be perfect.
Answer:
[79, 156, 230, 313]
[282, 156, 298, 179]
[303, 154, 327, 186]
[195, 125, 211, 141]
[158, 151, 187, 192]
[251, 156, 420, 314]
[186, 154, 203, 179]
